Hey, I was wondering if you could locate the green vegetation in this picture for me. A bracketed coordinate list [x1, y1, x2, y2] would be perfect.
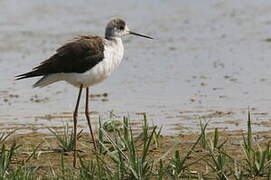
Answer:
[0, 112, 270, 179]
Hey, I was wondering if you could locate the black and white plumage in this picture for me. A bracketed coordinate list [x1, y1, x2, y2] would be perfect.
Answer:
[17, 35, 105, 87]
[16, 18, 152, 88]
[16, 18, 153, 167]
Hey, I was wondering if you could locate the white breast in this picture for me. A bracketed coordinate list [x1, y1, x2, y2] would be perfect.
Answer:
[101, 38, 124, 77]
[60, 38, 124, 87]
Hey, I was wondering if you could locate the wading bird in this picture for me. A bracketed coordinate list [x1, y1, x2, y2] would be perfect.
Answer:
[16, 18, 153, 167]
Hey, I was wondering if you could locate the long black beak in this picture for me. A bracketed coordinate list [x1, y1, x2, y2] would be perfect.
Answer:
[129, 31, 154, 39]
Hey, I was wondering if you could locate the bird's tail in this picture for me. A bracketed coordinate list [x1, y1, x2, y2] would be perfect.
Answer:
[33, 74, 61, 88]
[16, 70, 61, 88]
[15, 70, 42, 80]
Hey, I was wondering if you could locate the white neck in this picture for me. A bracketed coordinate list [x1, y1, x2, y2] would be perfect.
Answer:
[105, 37, 123, 50]
[102, 37, 124, 76]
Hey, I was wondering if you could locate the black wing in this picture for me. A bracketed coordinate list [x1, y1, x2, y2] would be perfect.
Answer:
[16, 36, 104, 80]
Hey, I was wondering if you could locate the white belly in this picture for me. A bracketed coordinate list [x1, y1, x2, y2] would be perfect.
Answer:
[62, 60, 120, 87]
[62, 39, 124, 87]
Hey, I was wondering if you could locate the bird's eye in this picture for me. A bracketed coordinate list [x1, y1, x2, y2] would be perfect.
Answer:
[119, 26, 125, 30]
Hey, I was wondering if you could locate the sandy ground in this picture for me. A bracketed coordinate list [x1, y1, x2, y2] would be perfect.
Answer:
[0, 126, 268, 179]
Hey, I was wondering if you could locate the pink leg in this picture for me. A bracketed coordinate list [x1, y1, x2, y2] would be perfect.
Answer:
[73, 84, 83, 167]
[85, 87, 97, 150]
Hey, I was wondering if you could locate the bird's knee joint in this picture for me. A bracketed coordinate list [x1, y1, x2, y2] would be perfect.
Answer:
[73, 111, 78, 118]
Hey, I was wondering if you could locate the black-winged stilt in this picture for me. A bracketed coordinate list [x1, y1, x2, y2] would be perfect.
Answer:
[16, 18, 153, 166]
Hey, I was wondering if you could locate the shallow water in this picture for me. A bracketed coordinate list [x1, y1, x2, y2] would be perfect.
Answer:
[1, 0, 271, 134]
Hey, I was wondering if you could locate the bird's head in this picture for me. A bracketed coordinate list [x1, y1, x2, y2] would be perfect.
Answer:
[105, 18, 153, 40]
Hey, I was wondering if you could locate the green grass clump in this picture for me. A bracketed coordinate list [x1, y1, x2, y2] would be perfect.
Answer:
[240, 111, 271, 178]
[0, 112, 270, 179]
[166, 123, 207, 179]
[49, 124, 82, 152]
[81, 114, 162, 179]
